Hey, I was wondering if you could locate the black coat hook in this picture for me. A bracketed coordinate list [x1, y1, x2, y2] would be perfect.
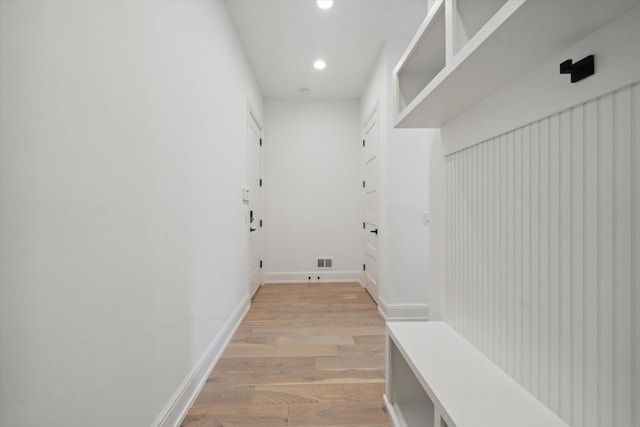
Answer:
[560, 55, 595, 83]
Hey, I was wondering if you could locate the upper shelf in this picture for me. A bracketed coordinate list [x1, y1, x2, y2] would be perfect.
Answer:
[394, 0, 639, 128]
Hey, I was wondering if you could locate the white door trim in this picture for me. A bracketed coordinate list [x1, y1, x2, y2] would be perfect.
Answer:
[247, 101, 263, 297]
[362, 101, 380, 304]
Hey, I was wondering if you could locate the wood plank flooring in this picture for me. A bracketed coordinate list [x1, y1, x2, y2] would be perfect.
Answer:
[181, 283, 391, 427]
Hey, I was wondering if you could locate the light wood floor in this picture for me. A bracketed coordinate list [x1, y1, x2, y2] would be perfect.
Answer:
[181, 283, 391, 427]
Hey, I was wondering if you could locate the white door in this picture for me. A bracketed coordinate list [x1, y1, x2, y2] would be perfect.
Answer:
[363, 106, 379, 303]
[248, 108, 263, 296]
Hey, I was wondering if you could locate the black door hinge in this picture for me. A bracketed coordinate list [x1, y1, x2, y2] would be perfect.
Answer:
[362, 180, 366, 188]
[260, 219, 263, 228]
[259, 138, 262, 146]
[363, 264, 366, 271]
[363, 139, 365, 147]
[362, 222, 365, 229]
[260, 260, 263, 268]
[259, 179, 263, 187]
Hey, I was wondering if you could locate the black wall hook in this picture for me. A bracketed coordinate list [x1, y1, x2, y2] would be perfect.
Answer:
[560, 55, 595, 83]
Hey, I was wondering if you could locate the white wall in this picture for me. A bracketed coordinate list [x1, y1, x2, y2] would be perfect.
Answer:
[0, 1, 261, 426]
[431, 7, 640, 426]
[262, 99, 362, 283]
[426, 134, 446, 321]
[386, 123, 432, 305]
[361, 40, 436, 320]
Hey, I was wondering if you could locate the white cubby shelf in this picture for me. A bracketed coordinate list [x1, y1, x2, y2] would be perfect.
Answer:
[394, 0, 638, 128]
[384, 321, 570, 427]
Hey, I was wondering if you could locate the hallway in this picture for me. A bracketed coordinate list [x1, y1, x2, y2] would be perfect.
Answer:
[182, 283, 390, 426]
[3, 1, 638, 425]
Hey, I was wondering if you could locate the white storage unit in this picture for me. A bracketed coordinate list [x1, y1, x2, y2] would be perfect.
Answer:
[385, 321, 570, 427]
[394, 0, 638, 128]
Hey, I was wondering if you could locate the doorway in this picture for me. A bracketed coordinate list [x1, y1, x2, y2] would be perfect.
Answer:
[362, 104, 380, 303]
[248, 105, 263, 296]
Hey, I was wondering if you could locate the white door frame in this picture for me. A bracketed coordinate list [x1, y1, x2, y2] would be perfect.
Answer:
[362, 102, 380, 304]
[247, 102, 263, 297]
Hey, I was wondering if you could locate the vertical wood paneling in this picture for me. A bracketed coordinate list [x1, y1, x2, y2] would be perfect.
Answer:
[446, 156, 451, 322]
[507, 132, 516, 377]
[539, 117, 551, 407]
[584, 98, 599, 427]
[478, 144, 484, 351]
[455, 153, 459, 329]
[501, 134, 509, 371]
[496, 136, 502, 362]
[522, 124, 532, 391]
[458, 150, 463, 333]
[455, 153, 460, 330]
[514, 128, 523, 385]
[472, 145, 479, 349]
[614, 85, 633, 427]
[633, 83, 639, 427]
[495, 138, 502, 364]
[549, 113, 561, 413]
[456, 151, 463, 330]
[571, 104, 585, 427]
[489, 138, 496, 361]
[445, 82, 639, 426]
[461, 149, 464, 333]
[480, 142, 486, 354]
[484, 141, 490, 356]
[530, 120, 541, 399]
[598, 93, 614, 426]
[464, 149, 471, 338]
[559, 109, 572, 422]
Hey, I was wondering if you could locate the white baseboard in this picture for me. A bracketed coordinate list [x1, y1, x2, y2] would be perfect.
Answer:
[378, 297, 429, 321]
[152, 294, 251, 427]
[262, 270, 362, 284]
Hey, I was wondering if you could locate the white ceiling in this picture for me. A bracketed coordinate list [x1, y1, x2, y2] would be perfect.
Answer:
[224, 0, 430, 99]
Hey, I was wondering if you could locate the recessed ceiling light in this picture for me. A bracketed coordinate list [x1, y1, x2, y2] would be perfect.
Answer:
[317, 0, 333, 10]
[313, 59, 326, 70]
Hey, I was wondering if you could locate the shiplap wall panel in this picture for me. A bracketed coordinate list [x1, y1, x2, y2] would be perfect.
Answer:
[584, 98, 599, 427]
[501, 134, 509, 372]
[549, 116, 557, 408]
[599, 93, 615, 427]
[531, 120, 540, 399]
[559, 109, 572, 422]
[483, 146, 496, 357]
[539, 117, 551, 408]
[515, 128, 523, 386]
[634, 83, 640, 427]
[614, 84, 633, 427]
[570, 104, 585, 427]
[446, 82, 639, 426]
[522, 123, 532, 392]
[508, 131, 516, 379]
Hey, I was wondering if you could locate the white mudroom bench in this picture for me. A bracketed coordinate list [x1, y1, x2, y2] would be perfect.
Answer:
[384, 321, 569, 427]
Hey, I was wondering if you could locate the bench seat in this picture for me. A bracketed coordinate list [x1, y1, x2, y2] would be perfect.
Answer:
[384, 321, 569, 427]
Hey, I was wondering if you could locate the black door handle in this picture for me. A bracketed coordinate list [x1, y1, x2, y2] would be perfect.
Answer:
[370, 229, 378, 234]
[250, 227, 256, 232]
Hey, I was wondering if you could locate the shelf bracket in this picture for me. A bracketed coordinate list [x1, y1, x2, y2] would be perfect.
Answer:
[560, 55, 595, 83]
